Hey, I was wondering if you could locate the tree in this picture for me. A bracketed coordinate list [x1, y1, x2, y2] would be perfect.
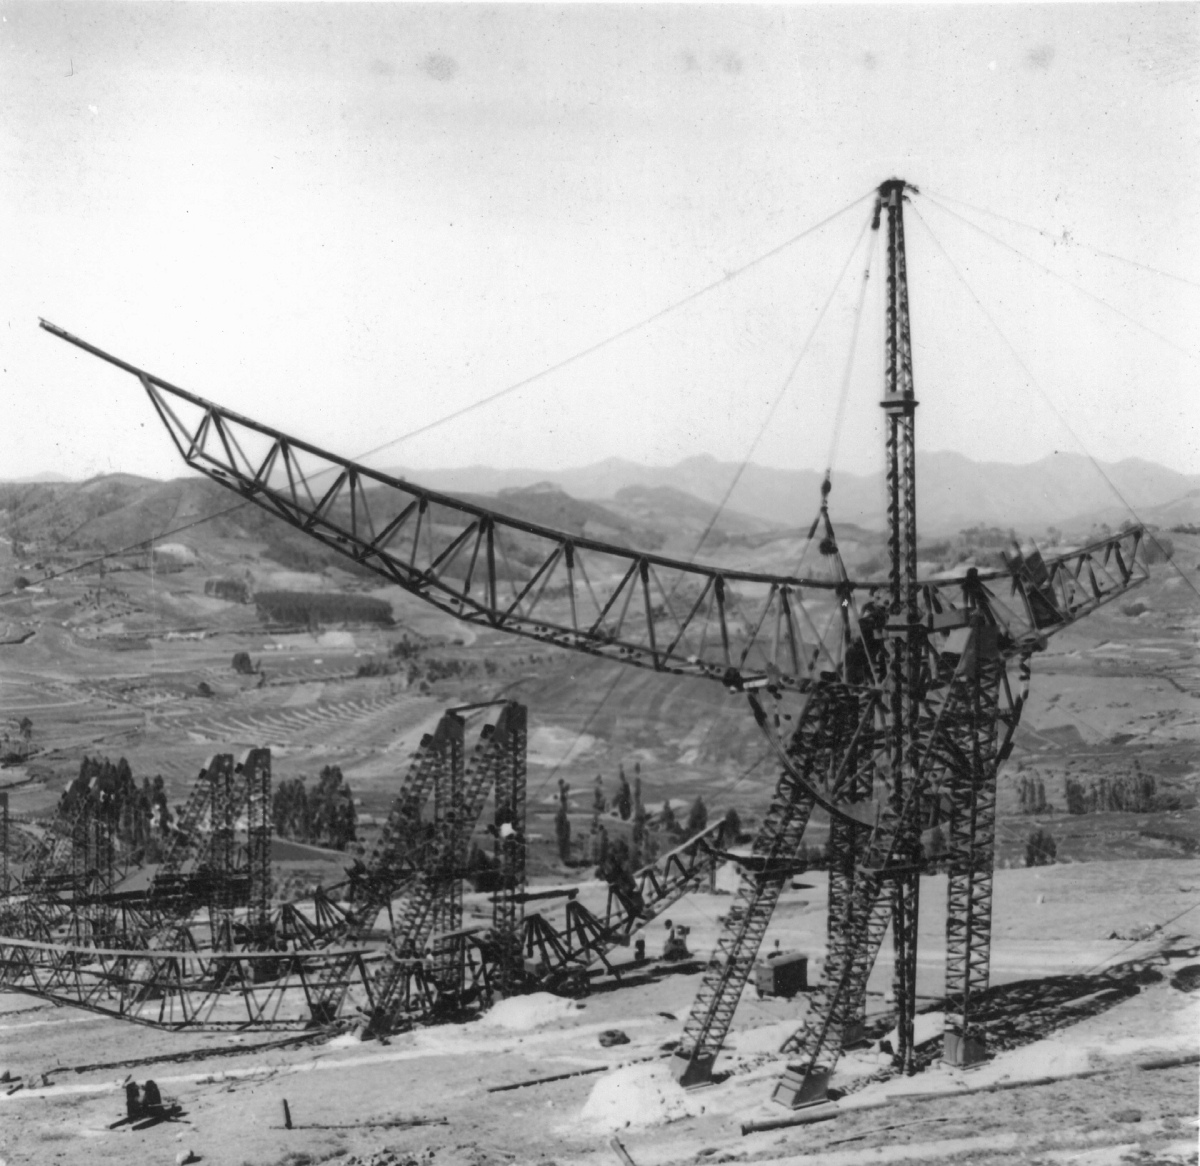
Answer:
[554, 803, 572, 865]
[310, 766, 357, 849]
[600, 836, 636, 896]
[631, 777, 647, 865]
[151, 775, 170, 833]
[615, 768, 632, 821]
[686, 796, 708, 837]
[721, 806, 741, 844]
[658, 799, 679, 837]
[1025, 828, 1057, 867]
[271, 767, 357, 850]
[1064, 778, 1086, 816]
[594, 823, 609, 870]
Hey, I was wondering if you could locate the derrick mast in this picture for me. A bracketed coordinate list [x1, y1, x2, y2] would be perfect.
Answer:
[878, 176, 922, 1074]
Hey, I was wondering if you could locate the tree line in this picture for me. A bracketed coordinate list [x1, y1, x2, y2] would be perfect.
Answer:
[551, 763, 726, 880]
[272, 765, 358, 850]
[254, 590, 394, 627]
[58, 756, 173, 862]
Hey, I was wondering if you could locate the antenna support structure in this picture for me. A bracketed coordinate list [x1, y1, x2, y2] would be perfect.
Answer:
[26, 174, 1150, 1107]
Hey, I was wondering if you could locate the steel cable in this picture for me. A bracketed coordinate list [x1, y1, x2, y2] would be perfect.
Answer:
[908, 202, 1200, 604]
[921, 187, 1200, 293]
[919, 194, 1200, 365]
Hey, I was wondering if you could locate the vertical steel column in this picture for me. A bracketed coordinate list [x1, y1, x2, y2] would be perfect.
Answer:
[943, 625, 1003, 1065]
[244, 748, 273, 943]
[93, 803, 117, 945]
[672, 685, 866, 1088]
[429, 713, 465, 989]
[879, 177, 922, 1076]
[207, 753, 236, 950]
[492, 703, 528, 997]
[0, 791, 7, 895]
[69, 796, 96, 945]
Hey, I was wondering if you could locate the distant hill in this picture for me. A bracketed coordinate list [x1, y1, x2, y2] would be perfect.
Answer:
[388, 451, 1200, 535]
[4, 452, 1195, 577]
[1069, 489, 1200, 533]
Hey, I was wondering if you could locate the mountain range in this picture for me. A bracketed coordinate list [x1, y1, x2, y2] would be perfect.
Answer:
[2, 453, 1196, 576]
[386, 451, 1200, 535]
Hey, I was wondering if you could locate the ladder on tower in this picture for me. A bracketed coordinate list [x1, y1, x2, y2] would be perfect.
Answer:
[773, 867, 894, 1105]
[668, 694, 841, 1086]
[670, 681, 879, 1088]
[159, 762, 218, 873]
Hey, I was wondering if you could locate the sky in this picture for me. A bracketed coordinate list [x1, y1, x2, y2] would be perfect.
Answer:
[2, 2, 1198, 488]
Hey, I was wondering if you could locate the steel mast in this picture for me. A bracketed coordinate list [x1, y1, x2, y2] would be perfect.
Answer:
[879, 177, 922, 1074]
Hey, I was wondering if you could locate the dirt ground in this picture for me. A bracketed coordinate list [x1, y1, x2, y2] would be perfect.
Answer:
[1, 858, 1197, 1166]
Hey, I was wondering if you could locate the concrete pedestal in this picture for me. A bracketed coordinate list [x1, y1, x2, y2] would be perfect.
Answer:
[943, 1029, 987, 1067]
[772, 1066, 830, 1109]
[670, 1050, 715, 1089]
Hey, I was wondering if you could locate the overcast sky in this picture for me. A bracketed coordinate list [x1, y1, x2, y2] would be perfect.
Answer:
[2, 3, 1198, 489]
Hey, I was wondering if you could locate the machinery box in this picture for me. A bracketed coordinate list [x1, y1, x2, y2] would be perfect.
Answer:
[754, 951, 808, 998]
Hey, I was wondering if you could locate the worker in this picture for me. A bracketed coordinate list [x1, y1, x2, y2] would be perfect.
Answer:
[633, 930, 646, 964]
[662, 919, 691, 961]
[141, 1080, 164, 1118]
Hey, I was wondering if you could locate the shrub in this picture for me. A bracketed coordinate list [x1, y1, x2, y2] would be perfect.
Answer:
[1025, 828, 1057, 867]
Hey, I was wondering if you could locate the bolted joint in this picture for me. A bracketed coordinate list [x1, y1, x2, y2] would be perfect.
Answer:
[880, 393, 919, 414]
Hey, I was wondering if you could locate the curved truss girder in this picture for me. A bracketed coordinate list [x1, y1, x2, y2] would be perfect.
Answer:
[39, 322, 1149, 694]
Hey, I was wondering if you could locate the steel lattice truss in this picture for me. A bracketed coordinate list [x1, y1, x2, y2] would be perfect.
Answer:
[0, 704, 731, 1034]
[0, 932, 384, 1030]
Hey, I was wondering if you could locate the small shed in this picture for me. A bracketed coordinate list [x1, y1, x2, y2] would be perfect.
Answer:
[754, 950, 808, 998]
